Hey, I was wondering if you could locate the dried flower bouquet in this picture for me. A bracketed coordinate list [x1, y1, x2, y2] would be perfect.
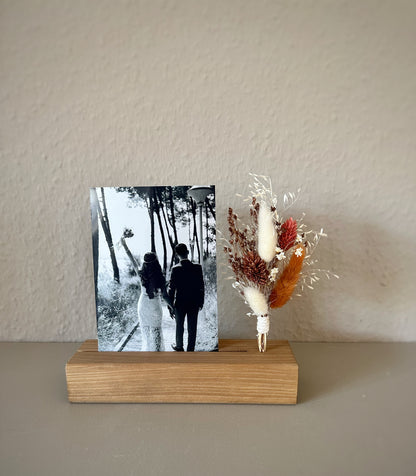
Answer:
[223, 174, 337, 352]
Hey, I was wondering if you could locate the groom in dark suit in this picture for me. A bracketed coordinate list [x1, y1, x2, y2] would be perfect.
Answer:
[168, 243, 204, 352]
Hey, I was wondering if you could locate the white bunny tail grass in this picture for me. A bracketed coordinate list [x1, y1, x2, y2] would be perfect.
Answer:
[244, 286, 269, 316]
[244, 286, 270, 351]
[257, 201, 277, 263]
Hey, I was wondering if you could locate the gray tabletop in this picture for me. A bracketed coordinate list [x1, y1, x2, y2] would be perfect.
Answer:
[1, 342, 415, 476]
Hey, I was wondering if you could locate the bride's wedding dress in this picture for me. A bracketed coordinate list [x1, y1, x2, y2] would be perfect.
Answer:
[137, 289, 164, 351]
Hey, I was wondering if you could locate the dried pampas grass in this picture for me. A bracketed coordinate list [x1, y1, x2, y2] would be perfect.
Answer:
[270, 244, 305, 308]
[257, 201, 277, 262]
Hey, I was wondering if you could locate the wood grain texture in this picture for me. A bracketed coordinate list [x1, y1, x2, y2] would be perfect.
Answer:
[66, 340, 298, 404]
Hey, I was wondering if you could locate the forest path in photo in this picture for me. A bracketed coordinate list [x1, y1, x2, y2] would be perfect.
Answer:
[118, 303, 217, 352]
[121, 305, 177, 351]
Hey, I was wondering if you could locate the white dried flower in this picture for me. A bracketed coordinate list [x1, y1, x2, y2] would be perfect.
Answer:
[269, 267, 279, 282]
[275, 247, 286, 260]
[295, 247, 303, 257]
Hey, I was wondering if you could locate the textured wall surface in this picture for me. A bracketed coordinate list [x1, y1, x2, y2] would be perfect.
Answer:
[1, 0, 415, 342]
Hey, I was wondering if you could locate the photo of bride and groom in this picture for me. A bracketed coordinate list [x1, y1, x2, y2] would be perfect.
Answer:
[90, 185, 217, 352]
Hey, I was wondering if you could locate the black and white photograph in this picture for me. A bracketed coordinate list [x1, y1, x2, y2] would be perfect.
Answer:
[90, 186, 218, 352]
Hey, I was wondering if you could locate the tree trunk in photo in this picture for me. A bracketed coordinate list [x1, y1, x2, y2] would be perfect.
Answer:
[120, 237, 140, 276]
[93, 188, 120, 283]
[186, 200, 194, 261]
[146, 192, 156, 253]
[168, 187, 179, 244]
[167, 187, 180, 267]
[90, 189, 99, 300]
[162, 207, 176, 270]
[158, 189, 176, 270]
[100, 188, 120, 284]
[205, 201, 209, 258]
[206, 196, 216, 220]
[190, 198, 200, 263]
[153, 189, 167, 274]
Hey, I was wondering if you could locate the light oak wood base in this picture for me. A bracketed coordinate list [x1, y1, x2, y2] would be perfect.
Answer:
[66, 339, 298, 404]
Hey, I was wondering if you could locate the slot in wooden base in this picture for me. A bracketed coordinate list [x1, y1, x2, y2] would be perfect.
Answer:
[66, 339, 298, 404]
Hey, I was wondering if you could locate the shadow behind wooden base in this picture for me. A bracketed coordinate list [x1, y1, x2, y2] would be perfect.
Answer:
[66, 340, 298, 404]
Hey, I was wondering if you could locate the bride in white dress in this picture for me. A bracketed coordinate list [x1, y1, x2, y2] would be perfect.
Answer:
[137, 252, 169, 351]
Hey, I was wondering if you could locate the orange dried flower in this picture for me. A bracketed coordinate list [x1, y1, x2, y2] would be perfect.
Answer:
[269, 244, 305, 308]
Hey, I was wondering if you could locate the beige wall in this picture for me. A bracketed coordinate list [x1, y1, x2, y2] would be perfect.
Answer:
[1, 0, 415, 342]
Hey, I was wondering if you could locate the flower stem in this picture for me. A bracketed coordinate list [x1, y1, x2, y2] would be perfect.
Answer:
[258, 333, 267, 352]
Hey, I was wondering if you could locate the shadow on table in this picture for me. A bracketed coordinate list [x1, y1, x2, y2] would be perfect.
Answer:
[293, 340, 403, 403]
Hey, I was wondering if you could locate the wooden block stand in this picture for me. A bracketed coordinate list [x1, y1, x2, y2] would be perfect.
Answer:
[66, 340, 298, 404]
